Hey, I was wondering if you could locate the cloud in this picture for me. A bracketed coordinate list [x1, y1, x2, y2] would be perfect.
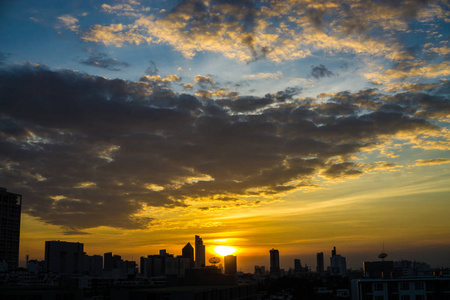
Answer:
[145, 60, 159, 75]
[194, 75, 215, 88]
[56, 15, 79, 32]
[77, 50, 130, 71]
[0, 64, 447, 231]
[80, 0, 448, 63]
[140, 74, 181, 83]
[243, 71, 283, 80]
[415, 158, 450, 166]
[311, 64, 335, 79]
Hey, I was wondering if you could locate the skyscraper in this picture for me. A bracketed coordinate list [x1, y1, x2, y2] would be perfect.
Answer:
[269, 248, 280, 276]
[316, 252, 324, 274]
[45, 241, 85, 275]
[224, 255, 237, 275]
[330, 246, 347, 276]
[0, 187, 22, 271]
[294, 259, 302, 272]
[182, 242, 194, 268]
[195, 235, 205, 268]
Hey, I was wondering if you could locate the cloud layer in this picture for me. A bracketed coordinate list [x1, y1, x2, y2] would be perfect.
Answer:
[81, 0, 449, 64]
[0, 64, 448, 232]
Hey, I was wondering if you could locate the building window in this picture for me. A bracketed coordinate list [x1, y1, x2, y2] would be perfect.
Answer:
[401, 296, 410, 300]
[414, 282, 424, 290]
[415, 295, 425, 300]
[375, 296, 384, 300]
[400, 282, 410, 290]
[374, 283, 384, 291]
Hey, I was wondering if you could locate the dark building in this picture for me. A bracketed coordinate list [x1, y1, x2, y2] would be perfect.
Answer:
[352, 277, 450, 300]
[254, 265, 265, 276]
[364, 261, 394, 278]
[330, 246, 346, 277]
[84, 254, 103, 276]
[224, 255, 237, 275]
[45, 241, 85, 275]
[0, 187, 22, 271]
[182, 242, 194, 269]
[195, 235, 205, 268]
[269, 249, 280, 276]
[316, 252, 324, 274]
[104, 252, 113, 271]
[109, 283, 257, 300]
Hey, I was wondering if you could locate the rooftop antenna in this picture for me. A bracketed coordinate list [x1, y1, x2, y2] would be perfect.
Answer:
[378, 243, 388, 261]
[208, 257, 221, 267]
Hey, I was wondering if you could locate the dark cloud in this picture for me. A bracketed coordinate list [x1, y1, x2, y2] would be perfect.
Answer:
[77, 49, 130, 71]
[340, 17, 368, 36]
[311, 64, 335, 79]
[307, 8, 326, 30]
[0, 64, 443, 231]
[145, 60, 158, 75]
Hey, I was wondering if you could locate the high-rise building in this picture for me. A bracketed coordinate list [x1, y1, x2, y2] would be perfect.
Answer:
[330, 246, 347, 277]
[294, 259, 302, 272]
[182, 242, 194, 268]
[84, 254, 103, 276]
[45, 241, 85, 275]
[104, 252, 113, 271]
[195, 235, 205, 268]
[316, 252, 324, 274]
[224, 255, 237, 275]
[0, 188, 22, 271]
[269, 248, 280, 276]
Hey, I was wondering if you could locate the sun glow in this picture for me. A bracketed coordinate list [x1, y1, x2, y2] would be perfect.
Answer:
[214, 246, 237, 256]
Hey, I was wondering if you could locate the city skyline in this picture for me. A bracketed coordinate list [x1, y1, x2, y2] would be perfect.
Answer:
[16, 235, 448, 274]
[1, 0, 449, 273]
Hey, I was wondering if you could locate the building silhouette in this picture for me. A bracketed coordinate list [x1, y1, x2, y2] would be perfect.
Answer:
[224, 255, 237, 275]
[270, 248, 280, 276]
[316, 252, 324, 274]
[352, 277, 450, 300]
[140, 249, 190, 277]
[330, 246, 347, 277]
[182, 242, 194, 269]
[104, 252, 114, 271]
[364, 260, 394, 278]
[294, 259, 302, 272]
[45, 241, 85, 275]
[0, 188, 22, 271]
[195, 235, 205, 268]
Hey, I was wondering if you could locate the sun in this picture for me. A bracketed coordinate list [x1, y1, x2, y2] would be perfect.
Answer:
[214, 245, 237, 256]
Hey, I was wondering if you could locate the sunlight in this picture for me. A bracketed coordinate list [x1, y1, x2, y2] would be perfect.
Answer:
[214, 245, 237, 256]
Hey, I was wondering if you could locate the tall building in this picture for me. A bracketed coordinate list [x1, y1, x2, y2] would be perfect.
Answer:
[104, 252, 113, 271]
[195, 235, 205, 268]
[330, 246, 347, 277]
[294, 259, 302, 272]
[0, 187, 22, 271]
[224, 255, 237, 275]
[182, 242, 194, 268]
[84, 254, 103, 276]
[45, 241, 85, 275]
[316, 252, 324, 274]
[269, 248, 280, 276]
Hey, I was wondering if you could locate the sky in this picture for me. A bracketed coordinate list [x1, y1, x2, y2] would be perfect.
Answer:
[0, 0, 449, 273]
